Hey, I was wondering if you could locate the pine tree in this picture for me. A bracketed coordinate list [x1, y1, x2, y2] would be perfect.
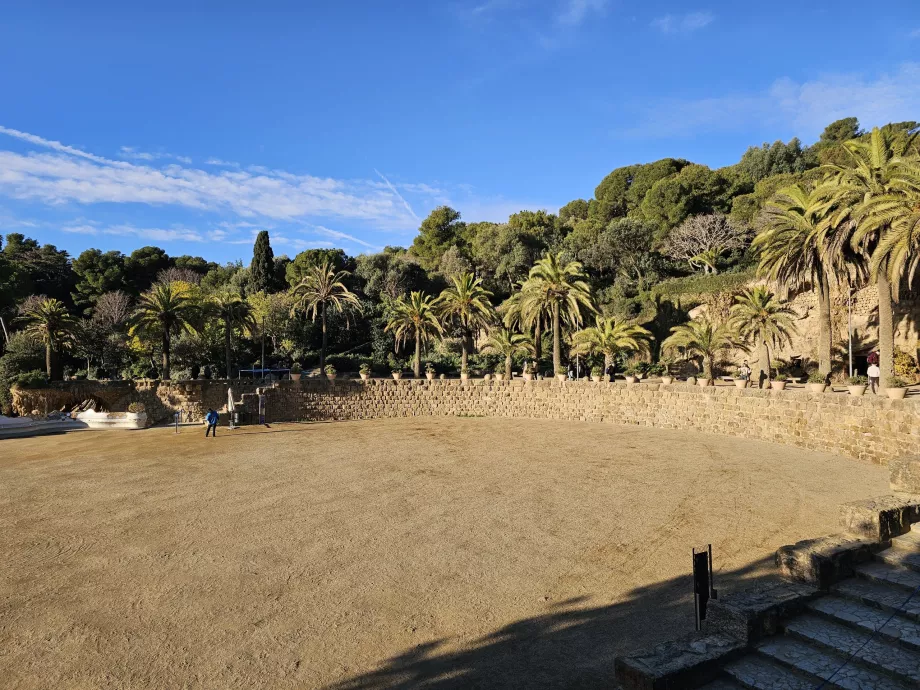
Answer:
[249, 231, 275, 293]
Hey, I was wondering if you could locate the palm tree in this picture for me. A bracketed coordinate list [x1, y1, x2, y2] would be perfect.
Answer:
[130, 281, 199, 380]
[661, 317, 740, 381]
[501, 288, 548, 369]
[521, 253, 595, 376]
[435, 272, 495, 372]
[385, 291, 442, 377]
[857, 157, 920, 296]
[822, 126, 919, 388]
[570, 317, 653, 371]
[755, 183, 842, 376]
[729, 286, 797, 386]
[211, 287, 257, 378]
[17, 297, 75, 380]
[481, 327, 534, 379]
[289, 260, 362, 374]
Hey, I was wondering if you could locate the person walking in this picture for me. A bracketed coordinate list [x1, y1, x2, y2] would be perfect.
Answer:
[205, 408, 219, 437]
[867, 360, 881, 395]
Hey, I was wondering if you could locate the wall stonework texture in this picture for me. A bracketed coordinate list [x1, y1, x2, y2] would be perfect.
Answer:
[13, 379, 919, 466]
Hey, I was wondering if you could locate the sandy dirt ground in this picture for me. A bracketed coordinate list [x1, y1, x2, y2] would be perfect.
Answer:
[0, 418, 887, 689]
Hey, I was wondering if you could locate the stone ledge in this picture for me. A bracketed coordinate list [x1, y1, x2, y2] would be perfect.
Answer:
[614, 633, 745, 690]
[775, 534, 889, 589]
[890, 455, 920, 494]
[839, 493, 920, 541]
[704, 580, 819, 644]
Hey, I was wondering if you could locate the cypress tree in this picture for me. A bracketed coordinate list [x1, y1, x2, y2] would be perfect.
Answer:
[249, 231, 275, 293]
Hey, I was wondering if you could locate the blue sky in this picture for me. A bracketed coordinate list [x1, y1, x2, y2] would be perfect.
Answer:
[1, 0, 919, 263]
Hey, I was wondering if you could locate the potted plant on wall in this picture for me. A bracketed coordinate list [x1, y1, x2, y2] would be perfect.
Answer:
[623, 365, 640, 384]
[522, 363, 534, 382]
[772, 373, 788, 391]
[425, 362, 436, 381]
[359, 362, 371, 381]
[460, 366, 469, 381]
[324, 364, 337, 381]
[290, 363, 302, 382]
[847, 374, 868, 396]
[494, 364, 505, 381]
[806, 371, 827, 393]
[886, 376, 908, 400]
[590, 365, 603, 382]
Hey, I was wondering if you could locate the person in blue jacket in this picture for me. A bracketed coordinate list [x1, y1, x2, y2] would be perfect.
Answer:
[205, 408, 219, 437]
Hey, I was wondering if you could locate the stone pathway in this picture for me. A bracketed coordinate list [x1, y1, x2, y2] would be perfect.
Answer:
[701, 527, 920, 689]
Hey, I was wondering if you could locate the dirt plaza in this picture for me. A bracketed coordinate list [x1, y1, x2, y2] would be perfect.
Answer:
[0, 418, 887, 689]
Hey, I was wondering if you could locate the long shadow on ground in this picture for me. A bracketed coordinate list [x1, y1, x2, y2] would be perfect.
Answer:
[325, 555, 778, 690]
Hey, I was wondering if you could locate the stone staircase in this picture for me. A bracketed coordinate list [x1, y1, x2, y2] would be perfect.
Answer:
[702, 527, 920, 690]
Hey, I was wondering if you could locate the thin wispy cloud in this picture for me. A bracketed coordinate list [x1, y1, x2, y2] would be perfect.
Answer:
[651, 11, 714, 34]
[313, 226, 382, 250]
[0, 127, 433, 231]
[120, 146, 192, 164]
[623, 62, 920, 140]
[557, 0, 608, 27]
[62, 222, 218, 243]
[910, 28, 920, 38]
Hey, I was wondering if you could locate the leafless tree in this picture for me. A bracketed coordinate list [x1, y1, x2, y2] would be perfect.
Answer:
[663, 213, 749, 274]
[92, 291, 133, 329]
[157, 266, 202, 285]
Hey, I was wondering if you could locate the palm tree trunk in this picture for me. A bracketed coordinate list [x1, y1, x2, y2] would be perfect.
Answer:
[414, 332, 421, 378]
[534, 320, 542, 364]
[45, 343, 53, 379]
[877, 260, 895, 391]
[505, 354, 512, 380]
[817, 275, 832, 376]
[704, 352, 713, 380]
[320, 300, 327, 373]
[162, 332, 171, 380]
[224, 315, 232, 379]
[461, 332, 468, 372]
[552, 303, 561, 375]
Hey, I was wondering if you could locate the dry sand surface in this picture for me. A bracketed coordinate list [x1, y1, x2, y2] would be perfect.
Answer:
[0, 418, 887, 689]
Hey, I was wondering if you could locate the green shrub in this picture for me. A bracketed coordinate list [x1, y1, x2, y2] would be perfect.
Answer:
[127, 402, 146, 413]
[650, 269, 755, 301]
[323, 364, 336, 375]
[774, 373, 788, 381]
[13, 370, 49, 389]
[290, 362, 302, 374]
[847, 375, 868, 385]
[807, 371, 826, 384]
[894, 348, 919, 379]
[887, 376, 907, 388]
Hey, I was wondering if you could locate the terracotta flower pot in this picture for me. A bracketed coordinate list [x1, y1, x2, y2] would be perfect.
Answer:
[426, 372, 435, 381]
[495, 373, 505, 381]
[460, 372, 469, 381]
[807, 382, 827, 393]
[590, 375, 600, 382]
[772, 380, 787, 391]
[625, 375, 638, 384]
[392, 371, 402, 381]
[734, 379, 749, 389]
[556, 373, 567, 382]
[360, 372, 370, 381]
[848, 384, 867, 396]
[523, 373, 533, 381]
[887, 387, 907, 400]
[660, 376, 673, 385]
[326, 373, 337, 381]
[698, 378, 713, 387]
[686, 376, 697, 386]
[291, 373, 302, 381]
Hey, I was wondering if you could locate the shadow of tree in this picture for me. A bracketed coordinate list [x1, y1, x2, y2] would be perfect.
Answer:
[324, 555, 778, 690]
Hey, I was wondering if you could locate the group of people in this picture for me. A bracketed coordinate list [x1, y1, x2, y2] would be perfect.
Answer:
[736, 351, 883, 393]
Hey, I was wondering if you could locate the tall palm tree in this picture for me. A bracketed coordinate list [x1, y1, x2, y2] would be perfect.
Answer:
[211, 287, 257, 379]
[755, 183, 841, 375]
[481, 327, 534, 379]
[130, 281, 199, 380]
[729, 286, 797, 386]
[570, 317, 653, 370]
[289, 260, 362, 373]
[521, 253, 595, 376]
[822, 126, 919, 388]
[17, 297, 75, 380]
[661, 317, 740, 381]
[435, 272, 495, 372]
[857, 158, 920, 296]
[501, 288, 548, 369]
[385, 291, 442, 377]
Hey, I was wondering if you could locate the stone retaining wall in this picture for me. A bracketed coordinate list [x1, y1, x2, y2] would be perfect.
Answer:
[259, 379, 918, 465]
[12, 378, 919, 465]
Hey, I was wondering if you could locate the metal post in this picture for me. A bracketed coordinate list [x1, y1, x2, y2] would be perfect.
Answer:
[0, 315, 9, 345]
[261, 316, 266, 384]
[174, 411, 180, 434]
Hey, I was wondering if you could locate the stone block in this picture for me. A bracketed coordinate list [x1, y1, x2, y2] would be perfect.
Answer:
[705, 580, 818, 644]
[890, 455, 920, 494]
[839, 493, 920, 541]
[614, 633, 745, 690]
[775, 534, 888, 589]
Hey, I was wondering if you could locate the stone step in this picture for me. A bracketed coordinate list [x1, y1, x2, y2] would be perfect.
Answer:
[756, 635, 913, 690]
[807, 595, 920, 651]
[834, 578, 920, 622]
[853, 561, 920, 593]
[890, 530, 920, 552]
[723, 652, 818, 689]
[876, 548, 920, 574]
[698, 677, 746, 690]
[785, 613, 920, 683]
